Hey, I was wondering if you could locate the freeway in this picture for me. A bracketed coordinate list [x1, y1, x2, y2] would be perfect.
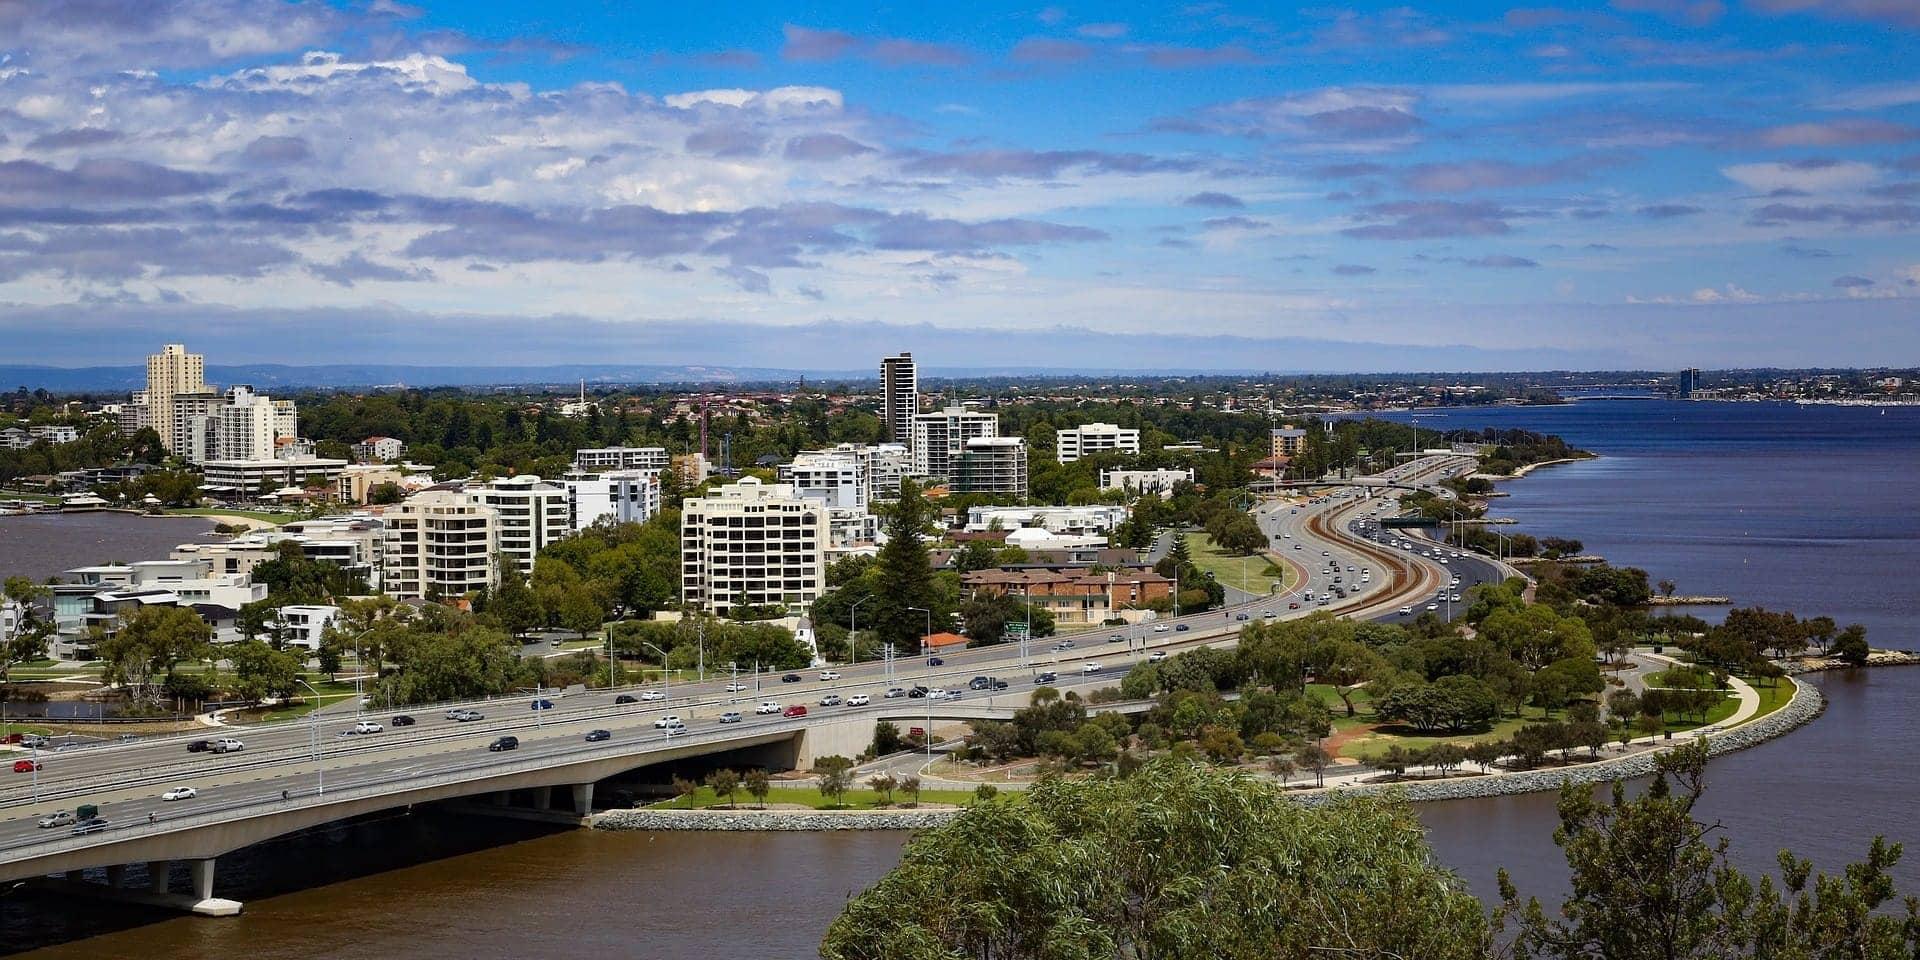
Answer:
[0, 455, 1482, 869]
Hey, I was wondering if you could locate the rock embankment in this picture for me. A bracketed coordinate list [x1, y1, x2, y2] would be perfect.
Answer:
[593, 808, 963, 832]
[1646, 595, 1734, 605]
[1782, 650, 1920, 675]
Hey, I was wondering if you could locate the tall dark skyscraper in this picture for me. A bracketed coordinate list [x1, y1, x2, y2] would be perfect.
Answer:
[880, 352, 918, 447]
[1680, 368, 1702, 397]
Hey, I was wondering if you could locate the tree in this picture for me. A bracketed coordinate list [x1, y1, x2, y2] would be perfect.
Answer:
[972, 783, 998, 805]
[1499, 742, 1920, 959]
[487, 558, 543, 638]
[670, 775, 700, 808]
[1831, 623, 1870, 666]
[1297, 741, 1331, 787]
[866, 774, 897, 806]
[869, 479, 938, 651]
[1312, 637, 1387, 717]
[1, 577, 53, 682]
[816, 755, 856, 807]
[744, 768, 771, 808]
[707, 769, 741, 809]
[229, 639, 302, 703]
[899, 775, 922, 807]
[1657, 578, 1677, 598]
[820, 759, 1489, 960]
[97, 605, 212, 705]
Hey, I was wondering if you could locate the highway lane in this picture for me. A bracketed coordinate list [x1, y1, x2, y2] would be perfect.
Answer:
[0, 456, 1482, 856]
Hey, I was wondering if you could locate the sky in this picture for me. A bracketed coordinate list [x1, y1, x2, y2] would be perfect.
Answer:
[1, 0, 1917, 374]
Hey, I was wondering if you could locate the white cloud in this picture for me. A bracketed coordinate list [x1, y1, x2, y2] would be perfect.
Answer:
[207, 51, 478, 95]
[1721, 159, 1878, 193]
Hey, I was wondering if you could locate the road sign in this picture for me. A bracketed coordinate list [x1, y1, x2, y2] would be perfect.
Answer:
[1005, 622, 1030, 640]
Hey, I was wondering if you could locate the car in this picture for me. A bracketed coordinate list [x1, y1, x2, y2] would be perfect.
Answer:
[614, 694, 637, 704]
[19, 734, 46, 749]
[12, 759, 41, 773]
[756, 701, 781, 714]
[927, 657, 945, 667]
[1398, 606, 1413, 615]
[1175, 624, 1190, 632]
[781, 673, 802, 683]
[883, 687, 907, 699]
[968, 676, 991, 690]
[725, 682, 748, 692]
[664, 724, 688, 737]
[1294, 544, 1303, 550]
[450, 709, 483, 722]
[70, 818, 108, 836]
[488, 736, 519, 752]
[584, 729, 612, 742]
[185, 739, 211, 753]
[1426, 603, 1439, 612]
[638, 690, 666, 702]
[1266, 609, 1280, 617]
[1235, 613, 1249, 621]
[1288, 602, 1301, 610]
[391, 714, 416, 726]
[847, 694, 871, 706]
[819, 670, 841, 681]
[1321, 550, 1330, 557]
[1450, 594, 1463, 602]
[209, 737, 245, 754]
[782, 705, 808, 718]
[1081, 663, 1102, 674]
[445, 708, 470, 720]
[37, 811, 74, 829]
[1147, 650, 1168, 662]
[161, 786, 197, 801]
[1036, 671, 1058, 683]
[1152, 624, 1170, 633]
[989, 679, 1009, 690]
[906, 686, 930, 699]
[718, 712, 743, 724]
[820, 694, 843, 706]
[653, 715, 684, 728]
[353, 720, 384, 735]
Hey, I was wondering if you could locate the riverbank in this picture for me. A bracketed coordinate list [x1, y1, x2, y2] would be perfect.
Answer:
[594, 807, 964, 831]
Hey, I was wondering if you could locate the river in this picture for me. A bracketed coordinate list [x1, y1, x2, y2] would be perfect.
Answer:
[0, 513, 220, 582]
[9, 400, 1919, 957]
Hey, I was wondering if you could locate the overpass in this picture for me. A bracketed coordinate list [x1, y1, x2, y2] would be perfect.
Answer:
[0, 456, 1475, 915]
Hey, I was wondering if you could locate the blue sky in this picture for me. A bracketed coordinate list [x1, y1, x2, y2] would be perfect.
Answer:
[1, 0, 1917, 372]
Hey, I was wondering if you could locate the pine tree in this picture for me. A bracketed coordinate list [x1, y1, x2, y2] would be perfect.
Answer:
[871, 478, 937, 652]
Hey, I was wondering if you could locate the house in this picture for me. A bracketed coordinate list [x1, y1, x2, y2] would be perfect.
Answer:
[922, 631, 969, 653]
[962, 564, 1173, 627]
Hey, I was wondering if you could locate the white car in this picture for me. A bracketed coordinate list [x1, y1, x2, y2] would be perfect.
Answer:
[161, 786, 197, 802]
[1398, 606, 1413, 615]
[756, 701, 781, 715]
[1081, 663, 1102, 674]
[352, 720, 383, 735]
[847, 694, 871, 706]
[1153, 624, 1171, 633]
[725, 682, 749, 692]
[209, 737, 245, 754]
[653, 715, 683, 728]
[638, 690, 667, 702]
[818, 670, 841, 681]
[1450, 594, 1463, 602]
[1147, 650, 1168, 662]
[1426, 603, 1439, 612]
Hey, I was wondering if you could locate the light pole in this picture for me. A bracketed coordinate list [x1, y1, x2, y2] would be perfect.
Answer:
[849, 596, 872, 666]
[294, 678, 324, 797]
[907, 606, 931, 662]
[640, 642, 671, 703]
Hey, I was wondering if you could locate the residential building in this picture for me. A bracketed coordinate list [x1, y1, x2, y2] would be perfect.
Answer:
[2, 424, 81, 449]
[673, 452, 710, 485]
[272, 604, 339, 651]
[171, 516, 385, 589]
[1099, 467, 1195, 497]
[115, 401, 153, 437]
[562, 469, 661, 529]
[781, 451, 867, 510]
[382, 490, 498, 600]
[962, 565, 1172, 628]
[0, 599, 24, 647]
[680, 478, 828, 614]
[574, 446, 670, 473]
[336, 464, 419, 505]
[949, 436, 1028, 498]
[795, 442, 907, 500]
[201, 455, 348, 498]
[964, 504, 1129, 535]
[210, 386, 285, 462]
[0, 428, 28, 450]
[144, 343, 206, 454]
[1271, 425, 1308, 458]
[353, 436, 407, 463]
[879, 352, 918, 447]
[465, 475, 571, 576]
[910, 406, 999, 480]
[1055, 422, 1140, 463]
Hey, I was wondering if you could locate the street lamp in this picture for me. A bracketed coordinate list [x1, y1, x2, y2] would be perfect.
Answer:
[639, 642, 672, 703]
[293, 678, 325, 797]
[906, 606, 932, 659]
[849, 595, 872, 666]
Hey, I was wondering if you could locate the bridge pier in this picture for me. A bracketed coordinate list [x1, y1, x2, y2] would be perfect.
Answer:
[105, 864, 127, 889]
[147, 860, 171, 894]
[530, 787, 553, 812]
[29, 859, 240, 918]
[189, 859, 215, 902]
[571, 783, 594, 816]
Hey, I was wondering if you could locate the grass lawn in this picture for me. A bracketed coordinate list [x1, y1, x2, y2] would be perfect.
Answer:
[235, 679, 361, 722]
[165, 507, 298, 524]
[0, 491, 62, 503]
[1644, 668, 1725, 689]
[1338, 715, 1531, 761]
[1305, 682, 1375, 715]
[650, 785, 989, 810]
[1186, 532, 1295, 596]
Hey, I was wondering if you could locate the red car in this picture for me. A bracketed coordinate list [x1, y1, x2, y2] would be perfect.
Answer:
[13, 759, 42, 773]
[1288, 602, 1301, 609]
[782, 705, 808, 718]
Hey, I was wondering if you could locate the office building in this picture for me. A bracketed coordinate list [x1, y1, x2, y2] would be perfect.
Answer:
[381, 490, 498, 600]
[1270, 425, 1307, 459]
[465, 475, 571, 576]
[879, 353, 918, 447]
[144, 343, 206, 454]
[1680, 368, 1703, 398]
[574, 446, 670, 473]
[1055, 422, 1140, 463]
[680, 478, 828, 613]
[1099, 467, 1195, 497]
[950, 436, 1028, 498]
[910, 406, 999, 480]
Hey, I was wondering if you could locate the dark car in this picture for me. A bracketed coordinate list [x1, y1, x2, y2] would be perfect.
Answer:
[990, 679, 1009, 690]
[584, 729, 611, 743]
[927, 657, 945, 667]
[781, 673, 802, 683]
[1107, 634, 1124, 643]
[1035, 671, 1058, 684]
[1235, 613, 1249, 621]
[614, 694, 637, 704]
[1175, 623, 1190, 632]
[906, 685, 930, 699]
[488, 736, 519, 752]
[391, 714, 416, 726]
[185, 739, 211, 753]
[968, 676, 991, 690]
[70, 817, 108, 836]
[530, 699, 554, 711]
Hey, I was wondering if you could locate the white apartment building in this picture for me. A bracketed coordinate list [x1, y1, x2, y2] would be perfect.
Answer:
[381, 490, 498, 600]
[680, 478, 828, 614]
[2, 424, 82, 448]
[353, 436, 407, 463]
[1056, 422, 1141, 463]
[1099, 467, 1196, 497]
[781, 451, 867, 510]
[201, 455, 348, 497]
[879, 352, 917, 447]
[465, 475, 571, 576]
[562, 470, 661, 529]
[272, 604, 340, 651]
[910, 406, 999, 480]
[950, 436, 1028, 498]
[965, 504, 1130, 535]
[172, 516, 385, 589]
[59, 560, 267, 611]
[574, 446, 670, 473]
[211, 386, 284, 462]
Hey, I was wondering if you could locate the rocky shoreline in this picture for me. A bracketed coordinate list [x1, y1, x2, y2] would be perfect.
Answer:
[1782, 649, 1920, 675]
[594, 807, 964, 832]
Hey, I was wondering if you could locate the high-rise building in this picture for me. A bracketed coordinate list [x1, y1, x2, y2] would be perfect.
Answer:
[1270, 425, 1307, 459]
[1056, 422, 1141, 463]
[1679, 368, 1702, 397]
[781, 451, 868, 510]
[145, 343, 206, 454]
[573, 446, 670, 473]
[561, 470, 661, 530]
[910, 405, 999, 480]
[465, 475, 572, 577]
[879, 352, 918, 447]
[950, 436, 1028, 497]
[381, 490, 498, 600]
[680, 478, 828, 613]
